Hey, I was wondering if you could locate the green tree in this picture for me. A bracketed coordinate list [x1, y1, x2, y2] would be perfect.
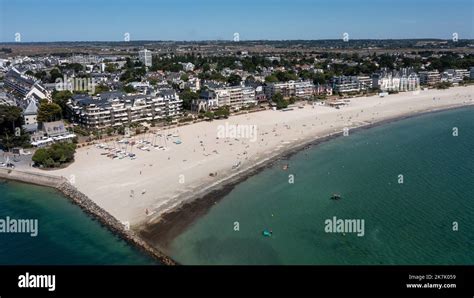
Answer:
[0, 105, 30, 150]
[275, 71, 298, 82]
[204, 111, 214, 120]
[49, 68, 63, 83]
[34, 70, 48, 81]
[180, 74, 189, 82]
[214, 106, 230, 119]
[32, 143, 76, 168]
[94, 84, 110, 95]
[179, 90, 199, 110]
[227, 74, 242, 86]
[37, 102, 63, 123]
[272, 92, 289, 109]
[32, 148, 50, 165]
[52, 90, 73, 112]
[265, 75, 279, 83]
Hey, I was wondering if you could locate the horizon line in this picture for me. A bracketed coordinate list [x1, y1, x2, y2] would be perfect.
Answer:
[1, 38, 473, 45]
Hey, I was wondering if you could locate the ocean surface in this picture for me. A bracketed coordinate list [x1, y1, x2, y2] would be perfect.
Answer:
[0, 181, 155, 265]
[168, 107, 474, 265]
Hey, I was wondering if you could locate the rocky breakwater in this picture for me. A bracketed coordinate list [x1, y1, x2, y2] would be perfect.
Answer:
[57, 181, 178, 265]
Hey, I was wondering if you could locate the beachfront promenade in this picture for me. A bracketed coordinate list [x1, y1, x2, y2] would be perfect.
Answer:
[28, 86, 473, 229]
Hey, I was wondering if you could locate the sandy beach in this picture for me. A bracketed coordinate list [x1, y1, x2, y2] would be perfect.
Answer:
[38, 86, 473, 230]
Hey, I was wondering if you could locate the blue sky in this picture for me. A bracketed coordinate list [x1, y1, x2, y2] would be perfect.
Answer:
[0, 0, 473, 42]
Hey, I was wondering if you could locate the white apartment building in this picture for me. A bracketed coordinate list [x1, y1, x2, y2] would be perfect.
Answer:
[196, 85, 257, 111]
[67, 90, 182, 129]
[138, 49, 153, 67]
[241, 86, 257, 106]
[265, 80, 314, 99]
[441, 69, 470, 83]
[71, 55, 100, 64]
[373, 72, 420, 92]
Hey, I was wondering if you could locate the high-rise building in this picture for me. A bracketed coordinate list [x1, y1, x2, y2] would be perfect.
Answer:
[138, 49, 152, 67]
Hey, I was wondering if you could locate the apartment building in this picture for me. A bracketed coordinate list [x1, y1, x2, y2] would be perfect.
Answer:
[372, 71, 420, 92]
[441, 69, 470, 83]
[294, 81, 315, 98]
[314, 84, 333, 96]
[71, 55, 100, 65]
[264, 80, 314, 99]
[418, 71, 441, 86]
[4, 67, 49, 101]
[138, 49, 153, 67]
[241, 86, 257, 106]
[357, 76, 372, 89]
[331, 76, 362, 93]
[194, 85, 257, 112]
[67, 90, 182, 129]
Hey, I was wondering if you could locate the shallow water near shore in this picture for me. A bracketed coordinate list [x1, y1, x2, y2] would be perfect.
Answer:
[0, 181, 155, 265]
[168, 106, 474, 265]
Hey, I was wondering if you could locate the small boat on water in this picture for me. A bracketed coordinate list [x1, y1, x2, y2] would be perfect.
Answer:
[262, 229, 273, 237]
[330, 193, 342, 200]
[282, 164, 289, 170]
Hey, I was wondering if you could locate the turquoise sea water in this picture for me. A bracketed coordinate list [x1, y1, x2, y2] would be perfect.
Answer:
[0, 181, 155, 265]
[168, 107, 474, 265]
